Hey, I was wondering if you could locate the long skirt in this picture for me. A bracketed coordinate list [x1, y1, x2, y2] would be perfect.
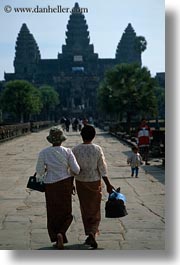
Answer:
[75, 179, 102, 236]
[45, 177, 73, 243]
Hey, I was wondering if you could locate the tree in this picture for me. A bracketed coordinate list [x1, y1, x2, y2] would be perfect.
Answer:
[135, 36, 147, 53]
[154, 86, 165, 119]
[39, 85, 59, 120]
[1, 80, 42, 122]
[97, 63, 158, 132]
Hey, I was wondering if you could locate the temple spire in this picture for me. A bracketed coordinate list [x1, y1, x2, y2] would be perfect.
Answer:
[14, 23, 41, 77]
[115, 23, 143, 66]
[74, 2, 80, 9]
[60, 3, 97, 60]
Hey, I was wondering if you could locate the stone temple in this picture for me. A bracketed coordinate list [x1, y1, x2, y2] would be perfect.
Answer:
[5, 2, 145, 118]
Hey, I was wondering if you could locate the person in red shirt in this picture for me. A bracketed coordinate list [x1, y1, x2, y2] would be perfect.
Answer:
[137, 119, 152, 165]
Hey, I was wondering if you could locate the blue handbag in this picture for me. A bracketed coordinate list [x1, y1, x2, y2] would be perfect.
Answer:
[105, 188, 128, 218]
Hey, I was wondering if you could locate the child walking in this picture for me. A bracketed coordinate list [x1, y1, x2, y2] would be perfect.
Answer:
[127, 146, 143, 178]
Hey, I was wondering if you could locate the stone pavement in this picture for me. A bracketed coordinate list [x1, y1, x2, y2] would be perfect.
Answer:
[0, 127, 165, 250]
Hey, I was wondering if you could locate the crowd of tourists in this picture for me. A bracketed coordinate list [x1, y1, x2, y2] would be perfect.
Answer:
[60, 116, 92, 132]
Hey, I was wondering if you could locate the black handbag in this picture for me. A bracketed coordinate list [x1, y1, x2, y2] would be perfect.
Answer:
[105, 199, 128, 218]
[27, 173, 45, 192]
[105, 188, 128, 218]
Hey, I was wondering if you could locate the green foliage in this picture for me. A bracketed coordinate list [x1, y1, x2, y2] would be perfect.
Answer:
[135, 36, 147, 52]
[97, 63, 158, 124]
[39, 85, 59, 108]
[39, 85, 59, 120]
[154, 86, 165, 118]
[1, 80, 42, 122]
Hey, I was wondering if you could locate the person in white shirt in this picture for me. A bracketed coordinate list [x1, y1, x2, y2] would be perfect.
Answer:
[36, 126, 80, 249]
[127, 145, 143, 178]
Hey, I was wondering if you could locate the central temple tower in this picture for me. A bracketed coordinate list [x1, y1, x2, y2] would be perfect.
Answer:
[59, 3, 98, 62]
[56, 3, 99, 116]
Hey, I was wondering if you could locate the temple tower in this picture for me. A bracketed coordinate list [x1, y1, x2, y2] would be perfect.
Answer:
[116, 23, 146, 66]
[59, 2, 98, 62]
[14, 23, 41, 80]
[57, 3, 99, 116]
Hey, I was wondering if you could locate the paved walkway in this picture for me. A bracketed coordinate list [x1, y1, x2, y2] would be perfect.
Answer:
[0, 127, 165, 250]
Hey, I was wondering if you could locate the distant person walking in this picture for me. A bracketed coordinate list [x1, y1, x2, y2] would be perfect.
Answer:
[82, 118, 88, 127]
[72, 125, 114, 249]
[60, 117, 66, 131]
[72, 118, 79, 132]
[78, 118, 83, 131]
[137, 119, 152, 165]
[127, 145, 143, 178]
[65, 117, 71, 132]
[36, 127, 80, 249]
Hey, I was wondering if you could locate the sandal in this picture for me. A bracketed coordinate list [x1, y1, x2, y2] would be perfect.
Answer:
[85, 233, 98, 249]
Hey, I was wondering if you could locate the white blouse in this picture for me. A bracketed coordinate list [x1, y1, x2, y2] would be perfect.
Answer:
[127, 152, 142, 167]
[72, 143, 108, 182]
[36, 146, 80, 184]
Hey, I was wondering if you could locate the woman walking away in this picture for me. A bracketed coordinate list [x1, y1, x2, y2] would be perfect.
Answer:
[36, 126, 80, 249]
[72, 125, 114, 249]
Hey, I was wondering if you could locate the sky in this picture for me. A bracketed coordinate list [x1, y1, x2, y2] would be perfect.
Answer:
[0, 0, 165, 80]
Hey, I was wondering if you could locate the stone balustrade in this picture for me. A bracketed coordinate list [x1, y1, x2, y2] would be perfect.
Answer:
[0, 121, 54, 142]
[0, 123, 30, 142]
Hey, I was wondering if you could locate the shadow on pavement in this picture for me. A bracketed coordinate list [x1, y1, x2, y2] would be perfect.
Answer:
[37, 244, 104, 250]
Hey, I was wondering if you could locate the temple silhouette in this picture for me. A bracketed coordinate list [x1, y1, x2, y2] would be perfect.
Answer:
[5, 2, 146, 117]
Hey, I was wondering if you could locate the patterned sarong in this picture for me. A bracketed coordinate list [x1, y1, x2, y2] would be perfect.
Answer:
[45, 177, 73, 243]
[75, 180, 102, 235]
